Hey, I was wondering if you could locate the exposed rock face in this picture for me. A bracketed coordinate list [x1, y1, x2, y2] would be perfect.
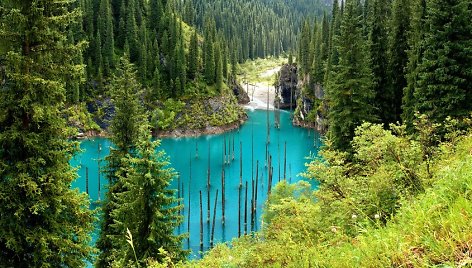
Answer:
[275, 63, 298, 109]
[87, 98, 115, 130]
[275, 64, 327, 134]
[229, 76, 250, 104]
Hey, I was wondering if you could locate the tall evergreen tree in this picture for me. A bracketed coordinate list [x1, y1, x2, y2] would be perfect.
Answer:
[98, 0, 115, 76]
[203, 17, 216, 84]
[188, 30, 199, 80]
[175, 37, 187, 96]
[327, 0, 376, 152]
[204, 40, 215, 84]
[299, 20, 312, 75]
[222, 44, 228, 79]
[324, 0, 341, 84]
[311, 23, 324, 85]
[110, 124, 186, 266]
[96, 56, 145, 268]
[368, 0, 392, 125]
[126, 0, 139, 62]
[0, 1, 95, 266]
[413, 0, 472, 130]
[402, 0, 427, 130]
[215, 43, 224, 91]
[388, 0, 410, 124]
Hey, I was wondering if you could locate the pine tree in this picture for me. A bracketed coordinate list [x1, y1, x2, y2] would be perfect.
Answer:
[117, 0, 127, 49]
[368, 0, 392, 125]
[231, 45, 238, 76]
[98, 0, 115, 76]
[388, 0, 411, 124]
[0, 1, 95, 266]
[413, 0, 472, 130]
[320, 11, 330, 65]
[95, 28, 104, 77]
[288, 53, 294, 65]
[110, 124, 187, 266]
[175, 37, 187, 96]
[96, 56, 145, 268]
[150, 0, 164, 33]
[215, 43, 224, 91]
[204, 40, 215, 84]
[402, 0, 427, 130]
[324, 0, 341, 84]
[126, 0, 139, 62]
[222, 44, 228, 79]
[188, 30, 199, 80]
[311, 23, 324, 85]
[327, 0, 376, 152]
[299, 20, 312, 75]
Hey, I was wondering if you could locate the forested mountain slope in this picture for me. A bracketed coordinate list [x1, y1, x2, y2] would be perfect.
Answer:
[178, 0, 331, 61]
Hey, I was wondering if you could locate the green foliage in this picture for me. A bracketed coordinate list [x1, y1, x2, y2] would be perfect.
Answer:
[298, 21, 312, 75]
[188, 119, 472, 268]
[152, 99, 186, 131]
[387, 0, 410, 124]
[326, 0, 376, 152]
[402, 0, 427, 131]
[108, 56, 145, 151]
[187, 30, 199, 80]
[109, 124, 187, 266]
[237, 56, 288, 84]
[65, 103, 101, 133]
[98, 56, 186, 267]
[97, 56, 147, 268]
[215, 43, 224, 91]
[368, 0, 392, 125]
[0, 0, 95, 266]
[180, 0, 329, 62]
[412, 0, 472, 132]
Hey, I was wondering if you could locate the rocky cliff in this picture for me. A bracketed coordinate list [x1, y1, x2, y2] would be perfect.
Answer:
[275, 63, 327, 134]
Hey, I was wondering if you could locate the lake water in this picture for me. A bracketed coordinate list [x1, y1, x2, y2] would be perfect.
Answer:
[71, 109, 321, 260]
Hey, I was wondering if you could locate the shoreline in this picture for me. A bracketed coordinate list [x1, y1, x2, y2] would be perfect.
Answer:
[153, 113, 248, 138]
[76, 113, 249, 140]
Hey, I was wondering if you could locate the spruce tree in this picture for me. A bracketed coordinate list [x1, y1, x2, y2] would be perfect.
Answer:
[0, 1, 95, 266]
[402, 0, 426, 130]
[327, 0, 376, 152]
[413, 0, 472, 130]
[126, 0, 139, 62]
[222, 44, 228, 79]
[324, 0, 341, 84]
[388, 0, 410, 124]
[175, 37, 187, 96]
[96, 56, 145, 268]
[188, 30, 199, 80]
[215, 43, 224, 91]
[204, 40, 215, 84]
[110, 124, 186, 266]
[299, 20, 312, 75]
[368, 0, 392, 125]
[98, 0, 115, 76]
[311, 24, 324, 85]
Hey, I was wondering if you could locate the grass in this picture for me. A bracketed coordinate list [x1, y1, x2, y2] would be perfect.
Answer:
[181, 129, 472, 268]
[237, 56, 289, 85]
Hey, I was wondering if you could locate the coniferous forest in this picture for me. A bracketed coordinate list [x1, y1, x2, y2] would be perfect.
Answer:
[1, 0, 471, 267]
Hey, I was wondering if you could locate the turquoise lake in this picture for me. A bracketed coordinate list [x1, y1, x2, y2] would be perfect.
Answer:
[71, 109, 322, 259]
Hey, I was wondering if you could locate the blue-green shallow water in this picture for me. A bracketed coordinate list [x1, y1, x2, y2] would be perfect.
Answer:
[70, 109, 322, 263]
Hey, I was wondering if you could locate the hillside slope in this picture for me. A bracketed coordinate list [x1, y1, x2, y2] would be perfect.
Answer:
[178, 123, 472, 267]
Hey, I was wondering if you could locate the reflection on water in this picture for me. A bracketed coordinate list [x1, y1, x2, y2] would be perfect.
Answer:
[71, 109, 322, 260]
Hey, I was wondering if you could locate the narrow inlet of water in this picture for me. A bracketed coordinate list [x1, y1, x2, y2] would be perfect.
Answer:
[71, 109, 322, 260]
